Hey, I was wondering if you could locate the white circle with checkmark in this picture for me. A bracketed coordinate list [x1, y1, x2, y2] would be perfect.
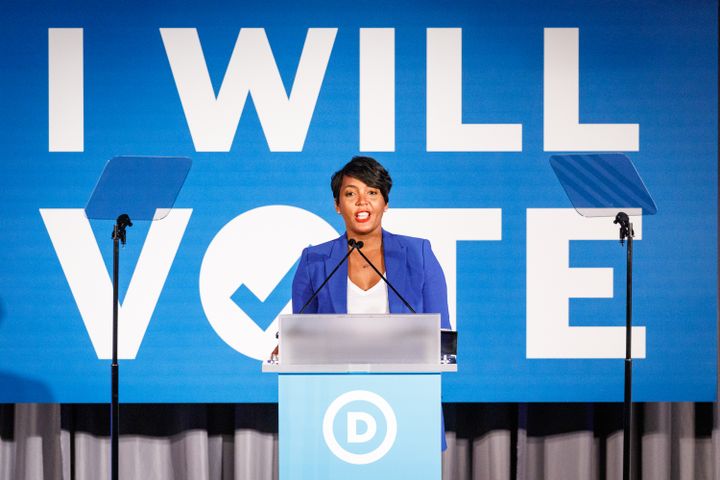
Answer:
[199, 205, 338, 359]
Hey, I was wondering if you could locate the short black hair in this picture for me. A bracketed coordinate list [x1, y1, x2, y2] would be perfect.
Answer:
[331, 156, 392, 204]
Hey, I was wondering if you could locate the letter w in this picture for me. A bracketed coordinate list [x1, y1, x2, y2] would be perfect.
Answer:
[160, 28, 336, 152]
[40, 209, 192, 359]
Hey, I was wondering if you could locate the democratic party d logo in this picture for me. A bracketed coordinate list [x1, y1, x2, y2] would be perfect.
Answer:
[322, 390, 398, 465]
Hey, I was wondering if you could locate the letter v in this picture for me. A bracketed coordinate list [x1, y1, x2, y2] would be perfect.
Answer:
[40, 209, 192, 359]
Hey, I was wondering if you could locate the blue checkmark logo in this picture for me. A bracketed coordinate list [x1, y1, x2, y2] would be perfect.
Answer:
[230, 257, 300, 330]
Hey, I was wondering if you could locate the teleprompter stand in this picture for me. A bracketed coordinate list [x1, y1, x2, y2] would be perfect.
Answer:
[614, 211, 635, 480]
[550, 153, 656, 480]
[85, 156, 191, 480]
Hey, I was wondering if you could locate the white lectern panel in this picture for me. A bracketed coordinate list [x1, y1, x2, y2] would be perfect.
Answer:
[278, 314, 440, 366]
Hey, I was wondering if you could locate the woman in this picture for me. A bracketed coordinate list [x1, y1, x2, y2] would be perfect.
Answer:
[290, 156, 451, 452]
[291, 156, 450, 329]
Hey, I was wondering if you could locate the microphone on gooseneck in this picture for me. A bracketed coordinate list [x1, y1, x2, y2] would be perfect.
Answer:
[298, 239, 362, 314]
[354, 243, 417, 314]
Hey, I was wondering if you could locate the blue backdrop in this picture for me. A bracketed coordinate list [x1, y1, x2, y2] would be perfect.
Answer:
[0, 0, 716, 402]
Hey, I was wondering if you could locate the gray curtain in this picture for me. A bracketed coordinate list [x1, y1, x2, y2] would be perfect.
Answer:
[0, 402, 717, 480]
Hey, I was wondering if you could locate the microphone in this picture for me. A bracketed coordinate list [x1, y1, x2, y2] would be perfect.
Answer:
[298, 239, 362, 314]
[353, 242, 417, 313]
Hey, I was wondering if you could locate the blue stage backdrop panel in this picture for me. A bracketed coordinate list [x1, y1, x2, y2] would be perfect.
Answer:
[0, 0, 716, 402]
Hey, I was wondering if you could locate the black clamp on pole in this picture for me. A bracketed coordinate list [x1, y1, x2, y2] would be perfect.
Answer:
[613, 212, 634, 246]
[112, 214, 133, 245]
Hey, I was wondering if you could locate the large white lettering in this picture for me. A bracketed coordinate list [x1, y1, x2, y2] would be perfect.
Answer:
[48, 28, 83, 152]
[42, 206, 647, 361]
[526, 209, 645, 358]
[544, 28, 639, 151]
[40, 209, 192, 359]
[160, 28, 336, 152]
[360, 28, 395, 152]
[46, 27, 640, 154]
[383, 208, 502, 329]
[426, 28, 522, 152]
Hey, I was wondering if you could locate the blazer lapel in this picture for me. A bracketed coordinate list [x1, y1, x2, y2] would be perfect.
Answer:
[324, 234, 348, 314]
[382, 230, 410, 313]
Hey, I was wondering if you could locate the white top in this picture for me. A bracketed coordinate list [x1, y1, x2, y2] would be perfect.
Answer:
[347, 275, 389, 314]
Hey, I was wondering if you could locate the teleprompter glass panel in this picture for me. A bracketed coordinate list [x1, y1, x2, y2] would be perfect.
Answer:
[550, 154, 657, 217]
[85, 156, 191, 221]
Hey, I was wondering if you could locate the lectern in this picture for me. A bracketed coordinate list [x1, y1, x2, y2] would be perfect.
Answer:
[263, 313, 456, 480]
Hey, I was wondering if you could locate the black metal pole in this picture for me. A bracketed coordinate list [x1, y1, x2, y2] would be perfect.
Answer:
[613, 212, 634, 480]
[110, 214, 131, 480]
[111, 224, 120, 480]
[622, 227, 633, 480]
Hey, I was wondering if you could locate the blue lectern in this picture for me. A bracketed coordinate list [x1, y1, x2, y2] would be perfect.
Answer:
[263, 314, 456, 480]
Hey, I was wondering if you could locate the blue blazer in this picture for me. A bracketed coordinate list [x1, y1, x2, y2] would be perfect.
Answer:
[291, 229, 450, 329]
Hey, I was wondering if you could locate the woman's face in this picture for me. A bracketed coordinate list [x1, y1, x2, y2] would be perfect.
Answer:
[336, 175, 388, 238]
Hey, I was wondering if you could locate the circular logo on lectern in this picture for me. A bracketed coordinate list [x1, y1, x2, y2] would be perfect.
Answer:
[322, 390, 397, 464]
